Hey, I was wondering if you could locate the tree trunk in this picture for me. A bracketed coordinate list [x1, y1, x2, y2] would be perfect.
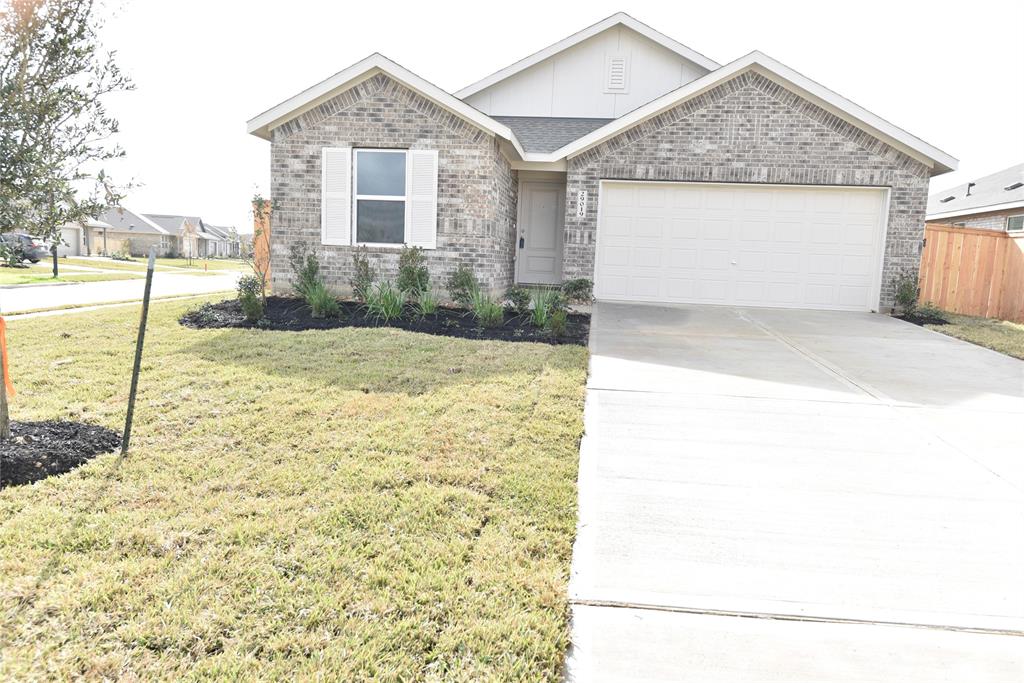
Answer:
[51, 243, 58, 277]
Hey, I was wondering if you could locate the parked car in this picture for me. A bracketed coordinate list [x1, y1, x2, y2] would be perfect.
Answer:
[0, 232, 49, 263]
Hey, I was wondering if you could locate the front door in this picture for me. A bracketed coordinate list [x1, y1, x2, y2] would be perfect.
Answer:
[516, 181, 564, 285]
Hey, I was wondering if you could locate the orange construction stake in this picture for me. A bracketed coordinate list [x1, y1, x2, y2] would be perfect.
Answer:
[0, 316, 14, 396]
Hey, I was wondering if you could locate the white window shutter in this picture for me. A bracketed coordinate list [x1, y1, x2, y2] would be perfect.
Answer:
[321, 147, 352, 246]
[406, 149, 438, 249]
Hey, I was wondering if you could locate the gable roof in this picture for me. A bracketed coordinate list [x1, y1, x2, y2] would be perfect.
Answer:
[522, 51, 957, 175]
[493, 116, 613, 153]
[97, 207, 168, 235]
[246, 53, 523, 155]
[454, 12, 720, 100]
[926, 163, 1024, 220]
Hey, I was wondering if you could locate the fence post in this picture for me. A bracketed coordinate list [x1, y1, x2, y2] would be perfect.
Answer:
[121, 247, 156, 456]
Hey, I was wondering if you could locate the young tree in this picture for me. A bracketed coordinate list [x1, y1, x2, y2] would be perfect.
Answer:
[0, 0, 131, 437]
[0, 0, 133, 278]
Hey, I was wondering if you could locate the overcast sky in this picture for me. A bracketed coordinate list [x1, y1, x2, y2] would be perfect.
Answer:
[98, 0, 1024, 233]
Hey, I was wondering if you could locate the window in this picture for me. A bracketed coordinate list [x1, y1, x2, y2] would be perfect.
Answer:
[1008, 215, 1024, 232]
[354, 149, 406, 245]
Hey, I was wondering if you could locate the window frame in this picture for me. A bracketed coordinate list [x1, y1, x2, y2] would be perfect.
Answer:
[1007, 214, 1024, 233]
[352, 148, 408, 248]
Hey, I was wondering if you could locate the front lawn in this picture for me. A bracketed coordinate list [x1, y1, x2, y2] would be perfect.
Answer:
[926, 313, 1024, 360]
[0, 298, 587, 680]
[154, 257, 251, 272]
[0, 269, 142, 285]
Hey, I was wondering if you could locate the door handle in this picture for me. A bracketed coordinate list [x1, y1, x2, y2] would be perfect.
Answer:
[519, 236, 525, 249]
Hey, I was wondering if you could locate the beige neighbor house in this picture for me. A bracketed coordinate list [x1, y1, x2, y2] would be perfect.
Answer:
[145, 214, 239, 258]
[85, 207, 174, 257]
[247, 11, 957, 311]
[926, 163, 1024, 232]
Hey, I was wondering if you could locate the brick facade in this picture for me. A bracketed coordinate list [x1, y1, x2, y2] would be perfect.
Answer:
[269, 74, 518, 295]
[562, 71, 931, 309]
[927, 209, 1017, 232]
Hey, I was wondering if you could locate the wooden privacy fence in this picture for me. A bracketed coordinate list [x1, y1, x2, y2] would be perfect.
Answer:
[252, 199, 272, 288]
[919, 223, 1024, 322]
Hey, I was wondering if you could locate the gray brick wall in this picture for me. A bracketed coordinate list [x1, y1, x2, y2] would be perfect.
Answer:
[563, 71, 931, 309]
[269, 74, 517, 296]
[929, 212, 1010, 232]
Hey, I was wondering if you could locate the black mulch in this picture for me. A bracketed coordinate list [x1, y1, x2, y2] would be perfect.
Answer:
[1, 421, 121, 488]
[179, 296, 590, 346]
[895, 313, 948, 326]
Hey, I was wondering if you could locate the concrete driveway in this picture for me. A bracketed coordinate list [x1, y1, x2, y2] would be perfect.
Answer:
[567, 303, 1024, 682]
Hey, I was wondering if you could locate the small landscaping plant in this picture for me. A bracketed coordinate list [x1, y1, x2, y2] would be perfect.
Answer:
[915, 301, 947, 323]
[892, 269, 919, 316]
[306, 280, 340, 319]
[470, 289, 504, 328]
[288, 241, 322, 299]
[504, 286, 531, 316]
[529, 288, 563, 328]
[561, 278, 593, 305]
[366, 281, 407, 323]
[446, 265, 479, 307]
[397, 246, 429, 297]
[349, 246, 376, 302]
[548, 309, 568, 338]
[237, 275, 264, 322]
[416, 288, 439, 316]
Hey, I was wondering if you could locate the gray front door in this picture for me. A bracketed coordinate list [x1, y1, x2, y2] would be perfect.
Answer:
[516, 181, 565, 285]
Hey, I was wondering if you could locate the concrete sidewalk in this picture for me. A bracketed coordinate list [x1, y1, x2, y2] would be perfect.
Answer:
[0, 271, 239, 314]
[566, 302, 1024, 682]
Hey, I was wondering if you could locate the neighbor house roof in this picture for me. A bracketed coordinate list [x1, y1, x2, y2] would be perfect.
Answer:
[455, 12, 720, 99]
[493, 116, 614, 153]
[202, 224, 234, 240]
[926, 163, 1024, 220]
[96, 207, 168, 235]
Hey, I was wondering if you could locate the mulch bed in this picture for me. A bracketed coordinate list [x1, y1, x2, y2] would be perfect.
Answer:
[896, 312, 948, 326]
[1, 420, 121, 488]
[180, 296, 590, 346]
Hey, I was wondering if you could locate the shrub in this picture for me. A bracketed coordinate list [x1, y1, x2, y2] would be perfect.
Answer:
[561, 278, 593, 304]
[366, 281, 407, 323]
[892, 269, 919, 315]
[504, 286, 531, 315]
[288, 242, 321, 299]
[529, 288, 562, 328]
[306, 280, 340, 319]
[446, 265, 479, 307]
[470, 289, 504, 328]
[110, 250, 133, 261]
[916, 301, 947, 322]
[416, 288, 439, 316]
[237, 274, 263, 299]
[239, 291, 264, 323]
[0, 241, 26, 268]
[349, 246, 376, 302]
[397, 246, 429, 296]
[548, 309, 568, 337]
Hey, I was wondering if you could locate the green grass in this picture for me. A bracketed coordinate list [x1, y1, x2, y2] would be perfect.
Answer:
[0, 298, 588, 680]
[57, 257, 249, 275]
[154, 257, 251, 273]
[0, 269, 143, 285]
[927, 313, 1024, 360]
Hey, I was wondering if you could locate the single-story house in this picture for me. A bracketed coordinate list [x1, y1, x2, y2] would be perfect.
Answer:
[201, 223, 240, 257]
[86, 208, 174, 257]
[247, 12, 957, 311]
[145, 214, 239, 258]
[926, 163, 1024, 232]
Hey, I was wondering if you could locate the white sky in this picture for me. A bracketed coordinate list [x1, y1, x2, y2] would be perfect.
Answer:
[98, 0, 1024, 233]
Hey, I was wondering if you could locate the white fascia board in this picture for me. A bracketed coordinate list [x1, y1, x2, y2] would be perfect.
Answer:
[134, 211, 170, 235]
[246, 53, 526, 157]
[526, 51, 958, 176]
[454, 12, 720, 99]
[926, 200, 1024, 221]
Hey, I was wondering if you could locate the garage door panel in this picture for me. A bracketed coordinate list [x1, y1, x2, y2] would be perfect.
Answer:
[595, 182, 887, 311]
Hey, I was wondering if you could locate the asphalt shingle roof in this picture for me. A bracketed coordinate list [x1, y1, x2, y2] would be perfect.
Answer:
[927, 163, 1024, 218]
[96, 207, 167, 235]
[494, 116, 614, 153]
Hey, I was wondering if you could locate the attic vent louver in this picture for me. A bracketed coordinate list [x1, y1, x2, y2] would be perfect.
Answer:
[1005, 182, 1024, 191]
[939, 196, 955, 203]
[605, 55, 629, 92]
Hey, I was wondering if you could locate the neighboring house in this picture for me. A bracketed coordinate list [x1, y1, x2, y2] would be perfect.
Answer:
[247, 12, 957, 311]
[86, 208, 173, 257]
[926, 163, 1024, 232]
[145, 214, 240, 258]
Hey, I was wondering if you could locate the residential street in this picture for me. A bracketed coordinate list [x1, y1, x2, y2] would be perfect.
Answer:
[567, 302, 1024, 682]
[0, 270, 239, 314]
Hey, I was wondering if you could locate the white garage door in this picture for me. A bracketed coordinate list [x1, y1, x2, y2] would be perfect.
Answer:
[595, 182, 889, 311]
[58, 226, 81, 256]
